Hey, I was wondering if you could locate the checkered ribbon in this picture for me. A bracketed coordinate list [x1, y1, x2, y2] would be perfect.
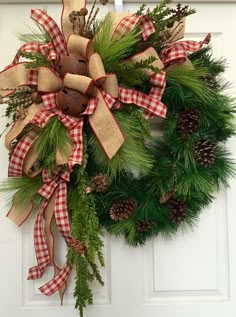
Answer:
[113, 15, 155, 41]
[11, 42, 57, 66]
[161, 33, 211, 66]
[144, 71, 167, 119]
[31, 9, 67, 57]
[119, 87, 166, 119]
[39, 263, 72, 296]
[28, 199, 53, 280]
[118, 70, 167, 119]
[28, 69, 39, 86]
[31, 92, 98, 168]
[28, 168, 73, 296]
[8, 129, 38, 177]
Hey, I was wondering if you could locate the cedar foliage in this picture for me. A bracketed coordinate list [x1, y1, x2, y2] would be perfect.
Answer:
[67, 137, 104, 316]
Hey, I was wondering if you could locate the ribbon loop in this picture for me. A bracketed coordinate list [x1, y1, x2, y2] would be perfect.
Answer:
[67, 34, 94, 60]
[119, 87, 167, 119]
[31, 9, 67, 57]
[8, 129, 38, 177]
[112, 14, 155, 41]
[89, 53, 107, 86]
[63, 73, 94, 94]
[28, 197, 56, 280]
[38, 67, 62, 93]
[161, 33, 211, 66]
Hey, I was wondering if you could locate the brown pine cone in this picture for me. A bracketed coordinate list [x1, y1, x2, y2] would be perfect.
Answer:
[177, 109, 200, 136]
[92, 174, 110, 193]
[194, 139, 216, 167]
[136, 220, 154, 233]
[110, 197, 138, 221]
[70, 239, 86, 255]
[167, 199, 187, 224]
[203, 74, 219, 90]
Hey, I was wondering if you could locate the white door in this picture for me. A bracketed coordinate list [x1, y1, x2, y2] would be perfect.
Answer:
[1, 1, 236, 317]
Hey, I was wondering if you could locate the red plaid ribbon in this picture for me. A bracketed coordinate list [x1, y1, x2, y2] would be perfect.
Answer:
[28, 199, 53, 280]
[12, 43, 38, 65]
[118, 70, 167, 119]
[8, 129, 38, 177]
[28, 70, 38, 86]
[119, 87, 166, 119]
[38, 174, 73, 297]
[11, 42, 57, 67]
[38, 42, 57, 62]
[31, 93, 98, 168]
[28, 168, 73, 296]
[143, 71, 167, 119]
[113, 14, 155, 41]
[31, 9, 67, 57]
[39, 263, 72, 296]
[161, 33, 211, 66]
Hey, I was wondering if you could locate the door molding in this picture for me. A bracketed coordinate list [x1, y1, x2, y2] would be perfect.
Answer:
[0, 0, 236, 3]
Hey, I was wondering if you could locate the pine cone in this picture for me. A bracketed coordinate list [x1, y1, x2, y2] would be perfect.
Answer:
[167, 199, 187, 224]
[194, 139, 216, 167]
[203, 74, 219, 90]
[70, 239, 86, 255]
[110, 197, 138, 221]
[136, 220, 154, 233]
[92, 174, 110, 193]
[177, 109, 200, 136]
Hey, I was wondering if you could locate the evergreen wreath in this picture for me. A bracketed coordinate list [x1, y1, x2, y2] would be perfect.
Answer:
[0, 0, 235, 316]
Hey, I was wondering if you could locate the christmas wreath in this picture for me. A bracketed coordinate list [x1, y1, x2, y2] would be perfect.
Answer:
[0, 0, 235, 315]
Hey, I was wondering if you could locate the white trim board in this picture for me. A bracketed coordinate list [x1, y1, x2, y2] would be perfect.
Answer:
[0, 0, 236, 3]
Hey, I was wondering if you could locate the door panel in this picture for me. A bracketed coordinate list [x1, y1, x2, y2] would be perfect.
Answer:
[0, 2, 236, 317]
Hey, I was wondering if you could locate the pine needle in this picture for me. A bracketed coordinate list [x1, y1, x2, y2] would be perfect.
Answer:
[33, 116, 73, 171]
[89, 107, 153, 178]
[93, 13, 141, 72]
[0, 176, 43, 207]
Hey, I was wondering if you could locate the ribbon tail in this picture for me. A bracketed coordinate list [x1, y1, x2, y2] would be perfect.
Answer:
[89, 89, 125, 160]
[54, 183, 72, 244]
[28, 194, 56, 280]
[39, 182, 73, 301]
[31, 9, 67, 57]
[39, 263, 72, 298]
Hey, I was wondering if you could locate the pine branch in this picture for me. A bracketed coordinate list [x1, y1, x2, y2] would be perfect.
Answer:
[18, 7, 50, 44]
[0, 176, 43, 208]
[88, 106, 154, 178]
[147, 1, 196, 49]
[136, 4, 147, 16]
[33, 116, 73, 172]
[116, 56, 160, 73]
[18, 51, 51, 68]
[93, 13, 141, 72]
[4, 88, 34, 120]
